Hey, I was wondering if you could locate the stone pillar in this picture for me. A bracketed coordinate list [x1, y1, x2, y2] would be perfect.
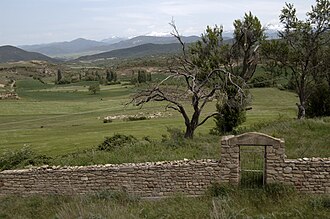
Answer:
[221, 135, 240, 185]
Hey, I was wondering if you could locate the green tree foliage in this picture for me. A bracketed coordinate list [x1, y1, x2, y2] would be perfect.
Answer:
[212, 86, 246, 134]
[97, 134, 137, 151]
[265, 0, 329, 119]
[229, 12, 266, 81]
[212, 12, 264, 133]
[88, 83, 100, 95]
[137, 69, 147, 83]
[106, 69, 117, 83]
[260, 40, 289, 86]
[55, 69, 63, 84]
[306, 82, 330, 117]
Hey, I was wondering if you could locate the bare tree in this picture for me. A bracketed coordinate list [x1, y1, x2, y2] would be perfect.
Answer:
[130, 22, 245, 138]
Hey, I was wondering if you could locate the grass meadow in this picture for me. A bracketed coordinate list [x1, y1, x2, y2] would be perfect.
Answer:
[0, 185, 329, 219]
[1, 79, 330, 218]
[1, 79, 330, 161]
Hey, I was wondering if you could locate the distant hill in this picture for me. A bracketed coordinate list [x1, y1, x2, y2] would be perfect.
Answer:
[76, 37, 235, 62]
[101, 36, 127, 44]
[19, 36, 201, 59]
[0, 45, 56, 63]
[20, 38, 108, 57]
[94, 35, 200, 52]
[76, 43, 182, 61]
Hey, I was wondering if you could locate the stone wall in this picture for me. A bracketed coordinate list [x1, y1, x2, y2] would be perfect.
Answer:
[272, 158, 330, 193]
[0, 159, 231, 197]
[222, 132, 330, 193]
[0, 132, 329, 196]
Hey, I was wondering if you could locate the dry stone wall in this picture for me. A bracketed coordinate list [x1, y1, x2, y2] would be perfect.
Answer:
[0, 132, 329, 197]
[222, 132, 330, 193]
[272, 158, 330, 193]
[0, 159, 232, 197]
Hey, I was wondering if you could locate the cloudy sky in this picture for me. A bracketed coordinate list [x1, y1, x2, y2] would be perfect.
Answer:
[0, 0, 314, 45]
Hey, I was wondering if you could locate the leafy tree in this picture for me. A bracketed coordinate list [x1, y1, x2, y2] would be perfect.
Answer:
[137, 70, 147, 83]
[211, 86, 247, 134]
[268, 0, 329, 119]
[106, 69, 117, 83]
[88, 84, 100, 95]
[260, 40, 289, 86]
[146, 72, 152, 82]
[55, 69, 63, 84]
[306, 82, 330, 117]
[131, 22, 247, 138]
[226, 12, 266, 80]
[213, 12, 264, 133]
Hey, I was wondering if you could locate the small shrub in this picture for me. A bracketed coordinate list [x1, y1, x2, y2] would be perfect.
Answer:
[211, 102, 246, 135]
[142, 136, 152, 143]
[88, 84, 100, 95]
[107, 81, 121, 85]
[0, 147, 50, 170]
[250, 75, 272, 88]
[161, 127, 186, 147]
[97, 134, 137, 151]
[124, 116, 148, 121]
[103, 118, 113, 123]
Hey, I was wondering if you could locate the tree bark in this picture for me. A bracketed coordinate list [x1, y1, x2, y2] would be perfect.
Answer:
[184, 124, 195, 139]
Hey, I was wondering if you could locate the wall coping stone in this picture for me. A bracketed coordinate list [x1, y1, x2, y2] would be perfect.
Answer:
[222, 132, 284, 146]
[0, 159, 220, 174]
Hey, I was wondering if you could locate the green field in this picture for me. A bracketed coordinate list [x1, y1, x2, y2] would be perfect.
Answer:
[1, 78, 330, 167]
[0, 79, 296, 155]
[1, 72, 330, 219]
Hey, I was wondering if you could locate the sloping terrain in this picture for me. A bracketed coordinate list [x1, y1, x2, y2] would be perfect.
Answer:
[19, 36, 200, 58]
[19, 38, 108, 57]
[76, 43, 182, 61]
[0, 46, 56, 63]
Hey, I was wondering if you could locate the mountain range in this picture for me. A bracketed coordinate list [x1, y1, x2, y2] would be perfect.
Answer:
[19, 36, 201, 59]
[17, 30, 278, 59]
[76, 43, 182, 61]
[0, 30, 279, 63]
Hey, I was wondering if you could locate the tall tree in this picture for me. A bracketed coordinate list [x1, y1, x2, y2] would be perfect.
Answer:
[277, 0, 329, 119]
[55, 69, 63, 84]
[212, 12, 265, 134]
[131, 22, 246, 138]
[225, 12, 265, 81]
